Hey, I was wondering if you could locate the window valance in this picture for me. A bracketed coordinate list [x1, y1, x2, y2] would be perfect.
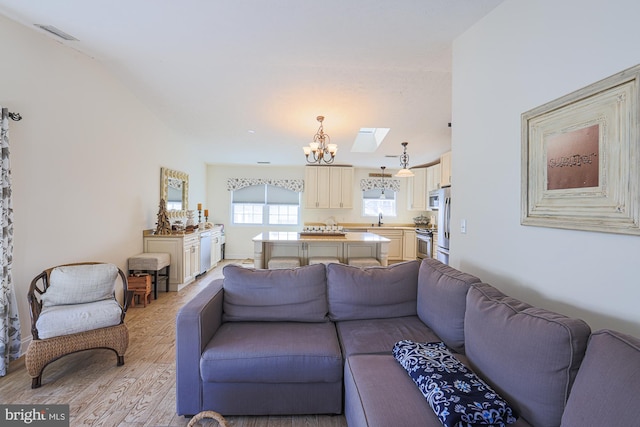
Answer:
[360, 178, 400, 192]
[227, 178, 304, 193]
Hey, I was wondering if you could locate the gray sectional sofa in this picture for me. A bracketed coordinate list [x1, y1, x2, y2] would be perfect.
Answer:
[176, 258, 640, 426]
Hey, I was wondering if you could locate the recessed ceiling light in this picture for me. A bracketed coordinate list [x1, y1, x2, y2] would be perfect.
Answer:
[351, 128, 390, 152]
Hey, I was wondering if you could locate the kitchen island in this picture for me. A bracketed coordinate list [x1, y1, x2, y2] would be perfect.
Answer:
[252, 232, 390, 269]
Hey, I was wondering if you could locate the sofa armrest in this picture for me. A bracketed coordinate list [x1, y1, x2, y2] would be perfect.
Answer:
[176, 277, 224, 416]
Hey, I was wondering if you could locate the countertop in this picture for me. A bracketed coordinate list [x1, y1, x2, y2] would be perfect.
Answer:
[306, 223, 418, 231]
[252, 231, 390, 242]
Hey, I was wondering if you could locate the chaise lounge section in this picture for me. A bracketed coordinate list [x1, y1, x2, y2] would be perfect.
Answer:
[176, 258, 640, 426]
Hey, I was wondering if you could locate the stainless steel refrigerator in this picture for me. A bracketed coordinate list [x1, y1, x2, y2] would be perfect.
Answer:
[436, 186, 451, 265]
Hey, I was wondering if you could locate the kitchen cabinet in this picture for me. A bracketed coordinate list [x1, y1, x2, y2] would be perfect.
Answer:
[210, 226, 223, 266]
[403, 229, 417, 260]
[305, 166, 353, 209]
[329, 166, 353, 208]
[431, 233, 438, 259]
[440, 151, 452, 187]
[426, 164, 441, 193]
[367, 228, 403, 261]
[407, 168, 427, 211]
[182, 233, 200, 285]
[144, 232, 200, 290]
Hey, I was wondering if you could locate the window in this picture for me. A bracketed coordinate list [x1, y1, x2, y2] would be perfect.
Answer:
[232, 184, 300, 225]
[362, 188, 397, 217]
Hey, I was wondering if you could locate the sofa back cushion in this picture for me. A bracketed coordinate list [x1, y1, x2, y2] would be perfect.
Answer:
[222, 263, 328, 322]
[326, 260, 419, 321]
[560, 329, 640, 427]
[416, 258, 481, 353]
[41, 263, 119, 307]
[465, 283, 591, 427]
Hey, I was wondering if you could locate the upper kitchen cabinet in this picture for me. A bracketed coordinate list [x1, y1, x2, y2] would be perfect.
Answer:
[305, 166, 353, 209]
[407, 168, 427, 211]
[426, 164, 441, 193]
[440, 151, 452, 187]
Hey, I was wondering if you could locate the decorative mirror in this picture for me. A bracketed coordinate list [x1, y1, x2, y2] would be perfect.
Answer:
[160, 167, 189, 219]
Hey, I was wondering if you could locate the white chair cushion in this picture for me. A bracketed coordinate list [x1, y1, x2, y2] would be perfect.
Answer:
[36, 299, 123, 339]
[41, 264, 118, 307]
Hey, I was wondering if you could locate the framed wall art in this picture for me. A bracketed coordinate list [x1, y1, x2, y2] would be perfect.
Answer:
[521, 64, 640, 235]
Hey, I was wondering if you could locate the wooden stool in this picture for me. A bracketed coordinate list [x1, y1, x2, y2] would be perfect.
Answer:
[308, 257, 340, 265]
[267, 257, 301, 269]
[128, 253, 170, 299]
[128, 274, 152, 307]
[348, 257, 381, 267]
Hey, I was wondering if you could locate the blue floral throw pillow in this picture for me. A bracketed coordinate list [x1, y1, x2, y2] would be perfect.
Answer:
[393, 340, 517, 427]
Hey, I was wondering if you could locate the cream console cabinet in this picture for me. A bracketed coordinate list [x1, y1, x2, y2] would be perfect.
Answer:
[143, 232, 201, 290]
[305, 166, 353, 209]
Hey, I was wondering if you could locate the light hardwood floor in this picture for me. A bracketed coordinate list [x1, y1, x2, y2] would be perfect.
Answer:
[1, 261, 348, 427]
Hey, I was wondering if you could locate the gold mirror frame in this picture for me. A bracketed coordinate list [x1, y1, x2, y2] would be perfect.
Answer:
[160, 167, 189, 219]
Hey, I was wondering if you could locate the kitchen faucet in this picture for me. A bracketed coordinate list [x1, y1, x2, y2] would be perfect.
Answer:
[378, 212, 383, 227]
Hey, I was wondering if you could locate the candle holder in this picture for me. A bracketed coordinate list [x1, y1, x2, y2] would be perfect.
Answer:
[198, 209, 202, 224]
[205, 215, 209, 222]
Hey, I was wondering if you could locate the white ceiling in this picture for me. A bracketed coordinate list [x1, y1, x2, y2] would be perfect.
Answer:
[0, 0, 504, 168]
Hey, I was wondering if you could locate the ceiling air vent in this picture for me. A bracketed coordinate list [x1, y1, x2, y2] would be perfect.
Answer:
[35, 25, 78, 41]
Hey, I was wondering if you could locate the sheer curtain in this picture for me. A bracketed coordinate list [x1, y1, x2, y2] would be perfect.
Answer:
[0, 107, 20, 376]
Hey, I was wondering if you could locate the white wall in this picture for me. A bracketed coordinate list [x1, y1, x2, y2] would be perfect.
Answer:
[1, 15, 207, 350]
[206, 164, 432, 259]
[452, 0, 640, 335]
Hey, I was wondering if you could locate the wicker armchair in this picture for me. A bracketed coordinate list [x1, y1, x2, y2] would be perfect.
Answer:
[25, 262, 131, 388]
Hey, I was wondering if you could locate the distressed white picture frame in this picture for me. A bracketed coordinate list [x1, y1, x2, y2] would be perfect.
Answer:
[521, 64, 640, 235]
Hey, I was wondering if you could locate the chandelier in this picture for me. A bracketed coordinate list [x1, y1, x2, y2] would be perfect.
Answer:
[303, 116, 338, 164]
[395, 142, 415, 177]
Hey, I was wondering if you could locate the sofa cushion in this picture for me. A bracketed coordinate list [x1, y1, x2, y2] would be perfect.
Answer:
[345, 354, 443, 427]
[393, 340, 517, 427]
[36, 299, 123, 339]
[417, 258, 481, 354]
[41, 263, 119, 307]
[200, 322, 343, 383]
[560, 329, 640, 427]
[465, 283, 591, 427]
[222, 263, 328, 322]
[326, 260, 420, 321]
[336, 315, 441, 358]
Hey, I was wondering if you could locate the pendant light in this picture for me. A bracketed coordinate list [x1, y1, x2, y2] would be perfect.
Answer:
[380, 166, 387, 199]
[395, 142, 415, 177]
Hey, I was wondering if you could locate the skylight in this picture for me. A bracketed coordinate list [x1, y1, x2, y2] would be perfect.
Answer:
[351, 128, 390, 152]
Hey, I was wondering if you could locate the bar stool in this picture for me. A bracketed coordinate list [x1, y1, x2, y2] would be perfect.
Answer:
[128, 253, 170, 299]
[347, 257, 381, 267]
[267, 257, 301, 269]
[308, 257, 340, 265]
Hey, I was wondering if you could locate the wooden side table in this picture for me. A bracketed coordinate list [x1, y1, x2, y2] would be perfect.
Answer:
[128, 274, 152, 307]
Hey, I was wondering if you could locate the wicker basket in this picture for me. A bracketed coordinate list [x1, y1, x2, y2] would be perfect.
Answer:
[187, 411, 228, 427]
